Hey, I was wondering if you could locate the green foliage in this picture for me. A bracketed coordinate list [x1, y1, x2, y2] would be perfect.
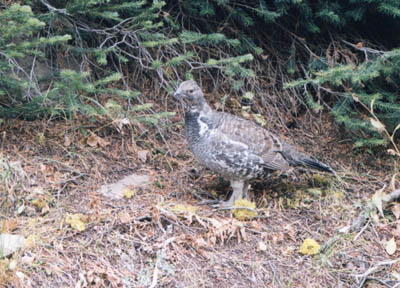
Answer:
[179, 31, 240, 47]
[174, 0, 399, 34]
[1, 0, 261, 121]
[0, 4, 70, 108]
[2, 0, 400, 152]
[289, 48, 400, 150]
[0, 2, 172, 124]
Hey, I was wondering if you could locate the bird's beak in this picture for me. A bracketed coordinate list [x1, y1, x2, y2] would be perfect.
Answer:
[174, 90, 186, 102]
[173, 90, 183, 98]
[173, 90, 187, 109]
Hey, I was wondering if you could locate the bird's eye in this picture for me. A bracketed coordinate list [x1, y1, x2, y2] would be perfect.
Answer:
[189, 89, 194, 93]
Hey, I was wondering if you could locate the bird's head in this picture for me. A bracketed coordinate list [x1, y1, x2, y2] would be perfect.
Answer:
[174, 80, 206, 111]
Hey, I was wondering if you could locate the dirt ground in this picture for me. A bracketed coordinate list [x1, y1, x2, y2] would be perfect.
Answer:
[1, 105, 400, 287]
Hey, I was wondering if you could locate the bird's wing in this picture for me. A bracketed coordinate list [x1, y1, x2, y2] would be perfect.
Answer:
[207, 133, 270, 174]
[209, 112, 290, 171]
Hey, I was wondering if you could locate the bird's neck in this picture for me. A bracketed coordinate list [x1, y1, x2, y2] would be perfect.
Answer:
[188, 101, 212, 115]
[185, 102, 213, 144]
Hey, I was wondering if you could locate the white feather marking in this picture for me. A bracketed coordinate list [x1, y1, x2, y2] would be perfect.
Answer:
[197, 117, 209, 136]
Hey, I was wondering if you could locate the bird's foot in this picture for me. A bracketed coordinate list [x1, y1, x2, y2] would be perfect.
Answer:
[197, 199, 233, 209]
[188, 188, 218, 202]
[201, 197, 231, 208]
[198, 189, 246, 210]
[197, 199, 220, 206]
[195, 188, 218, 200]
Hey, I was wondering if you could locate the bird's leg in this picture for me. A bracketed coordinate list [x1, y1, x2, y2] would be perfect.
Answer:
[218, 179, 245, 208]
[242, 180, 250, 200]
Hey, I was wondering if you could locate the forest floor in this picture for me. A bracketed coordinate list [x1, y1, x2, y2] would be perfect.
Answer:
[1, 100, 400, 288]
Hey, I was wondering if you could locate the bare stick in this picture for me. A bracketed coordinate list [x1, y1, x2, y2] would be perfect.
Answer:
[351, 259, 399, 287]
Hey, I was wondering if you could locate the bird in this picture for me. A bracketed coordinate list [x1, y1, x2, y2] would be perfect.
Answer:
[174, 80, 335, 208]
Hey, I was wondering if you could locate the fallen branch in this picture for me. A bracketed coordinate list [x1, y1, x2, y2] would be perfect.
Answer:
[384, 189, 400, 203]
[351, 259, 399, 288]
[342, 189, 400, 233]
[361, 277, 394, 288]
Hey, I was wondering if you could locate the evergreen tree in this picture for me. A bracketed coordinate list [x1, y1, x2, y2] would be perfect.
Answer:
[1, 0, 400, 151]
[288, 47, 400, 151]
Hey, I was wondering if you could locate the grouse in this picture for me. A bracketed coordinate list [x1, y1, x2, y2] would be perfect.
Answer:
[174, 80, 335, 208]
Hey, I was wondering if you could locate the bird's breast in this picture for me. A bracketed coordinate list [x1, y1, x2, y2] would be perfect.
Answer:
[185, 110, 214, 145]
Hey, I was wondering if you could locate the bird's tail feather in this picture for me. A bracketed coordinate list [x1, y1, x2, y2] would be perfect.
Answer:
[299, 157, 336, 175]
[279, 142, 336, 176]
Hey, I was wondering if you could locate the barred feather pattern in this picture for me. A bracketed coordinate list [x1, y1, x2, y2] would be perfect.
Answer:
[174, 80, 335, 206]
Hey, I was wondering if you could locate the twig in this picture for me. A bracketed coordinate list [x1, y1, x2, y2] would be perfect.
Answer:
[150, 236, 177, 288]
[362, 277, 394, 288]
[343, 188, 400, 233]
[40, 0, 70, 15]
[354, 219, 371, 241]
[320, 235, 341, 254]
[136, 215, 152, 222]
[341, 40, 385, 56]
[149, 253, 159, 288]
[268, 261, 284, 288]
[385, 189, 400, 203]
[351, 259, 399, 287]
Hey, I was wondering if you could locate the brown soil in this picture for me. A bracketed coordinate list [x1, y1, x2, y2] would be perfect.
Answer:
[0, 108, 399, 288]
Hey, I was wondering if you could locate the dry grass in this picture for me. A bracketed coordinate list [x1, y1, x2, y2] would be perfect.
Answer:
[0, 109, 399, 288]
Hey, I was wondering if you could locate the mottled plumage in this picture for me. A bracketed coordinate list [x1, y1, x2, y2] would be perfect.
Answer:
[174, 80, 335, 207]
